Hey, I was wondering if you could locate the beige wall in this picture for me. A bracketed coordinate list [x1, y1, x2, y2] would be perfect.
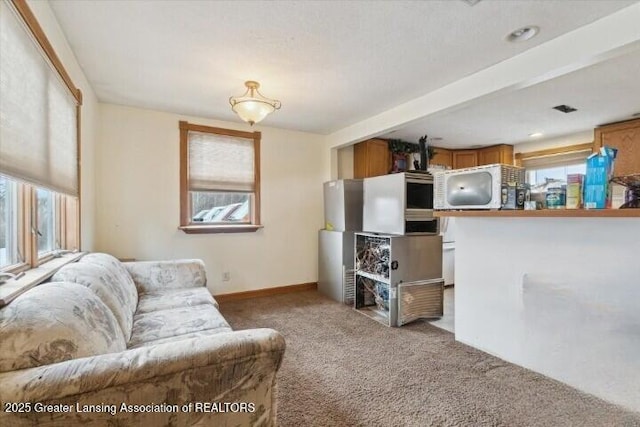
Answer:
[97, 104, 328, 294]
[337, 146, 354, 179]
[28, 0, 99, 251]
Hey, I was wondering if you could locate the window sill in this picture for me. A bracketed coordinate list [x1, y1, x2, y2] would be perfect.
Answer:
[0, 252, 85, 307]
[179, 224, 263, 234]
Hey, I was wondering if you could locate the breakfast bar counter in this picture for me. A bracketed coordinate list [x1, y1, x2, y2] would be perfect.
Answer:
[434, 210, 640, 412]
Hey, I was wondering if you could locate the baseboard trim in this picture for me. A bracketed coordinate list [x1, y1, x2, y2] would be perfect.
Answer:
[214, 282, 317, 303]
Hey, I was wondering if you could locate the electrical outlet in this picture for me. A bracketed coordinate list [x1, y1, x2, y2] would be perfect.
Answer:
[222, 272, 230, 282]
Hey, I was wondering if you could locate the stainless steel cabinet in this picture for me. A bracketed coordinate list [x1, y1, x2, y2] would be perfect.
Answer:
[362, 172, 438, 235]
[354, 232, 444, 326]
[318, 230, 356, 304]
[323, 179, 363, 231]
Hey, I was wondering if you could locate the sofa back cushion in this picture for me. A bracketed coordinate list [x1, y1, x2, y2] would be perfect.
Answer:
[0, 282, 126, 373]
[124, 259, 207, 295]
[53, 262, 137, 340]
[80, 253, 138, 305]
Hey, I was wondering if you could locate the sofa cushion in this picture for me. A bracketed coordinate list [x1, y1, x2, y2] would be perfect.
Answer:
[80, 253, 138, 308]
[136, 287, 217, 315]
[0, 282, 126, 373]
[124, 259, 207, 295]
[129, 328, 233, 349]
[128, 304, 231, 348]
[53, 262, 136, 340]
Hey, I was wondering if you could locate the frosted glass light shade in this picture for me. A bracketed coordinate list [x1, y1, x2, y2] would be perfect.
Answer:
[229, 81, 281, 125]
[231, 99, 275, 125]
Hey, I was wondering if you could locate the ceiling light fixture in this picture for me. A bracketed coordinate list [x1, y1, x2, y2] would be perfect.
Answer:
[529, 132, 544, 138]
[229, 81, 281, 126]
[506, 26, 539, 43]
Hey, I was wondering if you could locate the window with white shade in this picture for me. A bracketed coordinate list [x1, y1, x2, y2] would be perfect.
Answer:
[516, 143, 592, 187]
[0, 0, 81, 271]
[0, 176, 18, 269]
[179, 121, 261, 233]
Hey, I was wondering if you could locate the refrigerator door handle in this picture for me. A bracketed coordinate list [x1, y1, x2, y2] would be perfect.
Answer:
[440, 217, 449, 235]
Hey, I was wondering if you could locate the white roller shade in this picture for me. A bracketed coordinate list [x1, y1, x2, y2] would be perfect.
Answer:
[188, 131, 255, 192]
[520, 149, 591, 171]
[0, 0, 78, 196]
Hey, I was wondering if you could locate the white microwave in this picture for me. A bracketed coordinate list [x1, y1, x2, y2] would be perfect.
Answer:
[434, 164, 525, 210]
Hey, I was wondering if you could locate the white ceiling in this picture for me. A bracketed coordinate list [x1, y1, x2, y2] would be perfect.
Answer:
[385, 49, 640, 148]
[49, 0, 638, 144]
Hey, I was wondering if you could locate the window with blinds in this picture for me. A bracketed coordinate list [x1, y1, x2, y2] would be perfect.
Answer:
[179, 121, 261, 233]
[0, 0, 79, 196]
[516, 143, 592, 187]
[0, 0, 81, 271]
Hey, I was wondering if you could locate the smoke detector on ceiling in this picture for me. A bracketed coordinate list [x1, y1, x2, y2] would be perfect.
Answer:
[506, 26, 539, 42]
[553, 104, 578, 114]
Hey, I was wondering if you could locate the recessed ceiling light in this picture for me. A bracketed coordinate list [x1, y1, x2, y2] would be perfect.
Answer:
[529, 132, 544, 138]
[506, 26, 539, 43]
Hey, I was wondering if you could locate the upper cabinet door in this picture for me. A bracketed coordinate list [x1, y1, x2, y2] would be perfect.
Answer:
[431, 148, 452, 168]
[354, 139, 391, 178]
[594, 118, 640, 176]
[478, 146, 501, 165]
[452, 150, 478, 169]
[478, 144, 514, 166]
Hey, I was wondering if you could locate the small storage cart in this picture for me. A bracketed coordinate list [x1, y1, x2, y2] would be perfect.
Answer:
[354, 232, 444, 327]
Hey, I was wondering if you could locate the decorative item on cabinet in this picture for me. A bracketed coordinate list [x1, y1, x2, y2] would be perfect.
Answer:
[593, 118, 640, 177]
[415, 135, 435, 171]
[388, 139, 420, 173]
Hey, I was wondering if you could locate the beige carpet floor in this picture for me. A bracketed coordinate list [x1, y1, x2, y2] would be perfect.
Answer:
[220, 290, 640, 427]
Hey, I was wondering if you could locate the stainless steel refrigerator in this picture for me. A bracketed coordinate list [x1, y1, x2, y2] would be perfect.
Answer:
[318, 179, 363, 304]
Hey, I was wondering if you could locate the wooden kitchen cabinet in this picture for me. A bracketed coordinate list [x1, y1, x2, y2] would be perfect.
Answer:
[452, 150, 478, 169]
[593, 118, 640, 176]
[354, 138, 391, 178]
[478, 144, 514, 166]
[430, 147, 452, 168]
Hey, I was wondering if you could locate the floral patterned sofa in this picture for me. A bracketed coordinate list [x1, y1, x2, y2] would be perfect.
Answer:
[0, 253, 285, 427]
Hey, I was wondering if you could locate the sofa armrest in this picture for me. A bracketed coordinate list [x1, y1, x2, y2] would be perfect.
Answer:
[123, 259, 207, 294]
[0, 329, 285, 426]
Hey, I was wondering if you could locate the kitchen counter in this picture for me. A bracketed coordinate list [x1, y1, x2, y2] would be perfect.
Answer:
[451, 214, 640, 412]
[435, 209, 640, 217]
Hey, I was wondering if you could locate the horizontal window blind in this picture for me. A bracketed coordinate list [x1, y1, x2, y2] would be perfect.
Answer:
[521, 149, 591, 171]
[0, 0, 78, 196]
[188, 131, 255, 192]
